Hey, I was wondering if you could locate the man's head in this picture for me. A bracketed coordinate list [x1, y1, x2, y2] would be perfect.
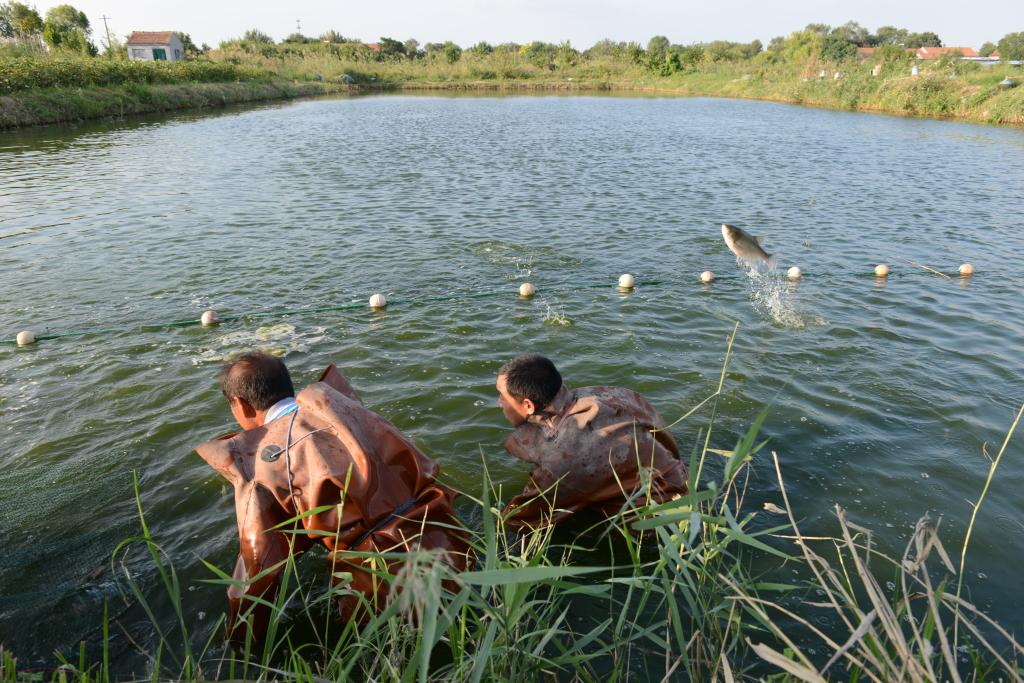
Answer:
[219, 350, 295, 430]
[496, 353, 562, 426]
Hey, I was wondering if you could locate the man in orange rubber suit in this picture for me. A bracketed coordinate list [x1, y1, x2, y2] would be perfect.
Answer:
[495, 353, 687, 528]
[196, 351, 469, 646]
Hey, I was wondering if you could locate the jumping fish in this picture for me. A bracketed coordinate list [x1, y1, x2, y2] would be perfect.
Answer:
[721, 223, 773, 266]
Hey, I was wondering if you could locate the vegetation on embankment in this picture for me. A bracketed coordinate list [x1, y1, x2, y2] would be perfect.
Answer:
[1, 19, 1023, 129]
[0, 80, 342, 128]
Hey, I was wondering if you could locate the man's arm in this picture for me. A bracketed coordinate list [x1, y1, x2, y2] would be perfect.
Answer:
[226, 483, 310, 649]
[504, 428, 544, 464]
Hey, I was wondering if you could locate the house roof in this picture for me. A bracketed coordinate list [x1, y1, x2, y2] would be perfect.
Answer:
[126, 31, 176, 46]
[916, 46, 979, 59]
[856, 47, 875, 57]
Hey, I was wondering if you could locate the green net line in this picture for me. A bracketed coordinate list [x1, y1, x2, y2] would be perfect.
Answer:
[0, 268, 975, 346]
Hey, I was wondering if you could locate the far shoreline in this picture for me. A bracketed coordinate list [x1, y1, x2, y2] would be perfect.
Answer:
[2, 76, 1023, 131]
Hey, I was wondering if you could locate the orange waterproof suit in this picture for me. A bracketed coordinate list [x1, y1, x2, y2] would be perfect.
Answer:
[196, 364, 468, 645]
[503, 384, 687, 527]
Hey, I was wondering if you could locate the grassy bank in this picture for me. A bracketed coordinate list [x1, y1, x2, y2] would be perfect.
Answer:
[0, 80, 340, 128]
[1, 331, 1021, 681]
[204, 40, 1024, 125]
[1, 47, 1022, 128]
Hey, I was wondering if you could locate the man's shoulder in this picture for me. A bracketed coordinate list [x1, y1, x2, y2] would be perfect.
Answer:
[572, 385, 660, 421]
[574, 385, 646, 405]
[295, 379, 362, 418]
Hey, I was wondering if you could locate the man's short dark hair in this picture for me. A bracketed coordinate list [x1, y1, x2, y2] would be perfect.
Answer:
[219, 350, 295, 411]
[499, 354, 562, 407]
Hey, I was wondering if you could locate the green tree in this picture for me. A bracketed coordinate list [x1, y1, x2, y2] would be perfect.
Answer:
[624, 41, 644, 63]
[42, 4, 94, 54]
[177, 31, 201, 56]
[831, 21, 870, 46]
[646, 35, 669, 62]
[0, 2, 43, 39]
[585, 38, 620, 58]
[377, 36, 406, 59]
[403, 38, 420, 58]
[996, 32, 1024, 61]
[822, 33, 857, 61]
[555, 40, 577, 68]
[677, 43, 704, 67]
[468, 40, 492, 57]
[704, 40, 738, 62]
[242, 28, 273, 44]
[765, 29, 823, 63]
[904, 31, 941, 48]
[283, 32, 310, 43]
[873, 25, 909, 46]
[659, 50, 682, 75]
[442, 40, 462, 63]
[520, 41, 554, 68]
[979, 41, 996, 57]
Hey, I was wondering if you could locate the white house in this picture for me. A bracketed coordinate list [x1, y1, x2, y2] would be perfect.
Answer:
[126, 32, 184, 61]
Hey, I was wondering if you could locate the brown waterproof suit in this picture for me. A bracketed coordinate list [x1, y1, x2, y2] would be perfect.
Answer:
[504, 385, 687, 527]
[196, 364, 468, 645]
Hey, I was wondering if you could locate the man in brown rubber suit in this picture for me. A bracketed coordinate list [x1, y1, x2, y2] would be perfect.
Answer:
[495, 353, 688, 528]
[196, 351, 469, 646]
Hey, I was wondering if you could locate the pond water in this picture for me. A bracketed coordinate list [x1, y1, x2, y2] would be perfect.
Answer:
[1, 94, 1022, 667]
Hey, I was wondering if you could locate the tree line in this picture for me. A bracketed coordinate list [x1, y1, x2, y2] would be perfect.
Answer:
[224, 21, 1024, 68]
[0, 1, 92, 53]
[3, 4, 1023, 65]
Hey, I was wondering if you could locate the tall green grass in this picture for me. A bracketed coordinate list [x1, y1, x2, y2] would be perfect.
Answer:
[0, 56, 270, 93]
[1, 332, 1020, 681]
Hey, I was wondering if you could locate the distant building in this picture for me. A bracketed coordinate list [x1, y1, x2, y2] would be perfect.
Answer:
[856, 47, 875, 59]
[126, 32, 184, 61]
[915, 46, 979, 60]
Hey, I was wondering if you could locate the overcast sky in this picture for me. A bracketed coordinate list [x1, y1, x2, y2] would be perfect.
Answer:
[56, 0, 1022, 51]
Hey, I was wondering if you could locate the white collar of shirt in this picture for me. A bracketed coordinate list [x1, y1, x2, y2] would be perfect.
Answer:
[264, 396, 299, 423]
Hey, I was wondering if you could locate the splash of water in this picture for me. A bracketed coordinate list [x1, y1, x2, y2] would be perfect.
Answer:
[542, 304, 573, 327]
[745, 267, 827, 329]
[191, 323, 326, 364]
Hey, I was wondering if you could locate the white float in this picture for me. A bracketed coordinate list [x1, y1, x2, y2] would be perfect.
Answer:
[518, 282, 536, 298]
[16, 330, 36, 346]
[700, 271, 714, 283]
[787, 266, 802, 280]
[368, 293, 388, 309]
[200, 310, 219, 326]
[874, 264, 890, 277]
[618, 273, 635, 289]
[959, 263, 974, 275]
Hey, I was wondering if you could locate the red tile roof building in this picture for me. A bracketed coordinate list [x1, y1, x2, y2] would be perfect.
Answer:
[916, 46, 979, 59]
[126, 31, 176, 45]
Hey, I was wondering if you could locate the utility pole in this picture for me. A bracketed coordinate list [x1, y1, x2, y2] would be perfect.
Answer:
[100, 14, 113, 52]
[296, 18, 301, 35]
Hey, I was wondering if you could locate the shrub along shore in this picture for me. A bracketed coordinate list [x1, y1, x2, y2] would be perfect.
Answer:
[0, 46, 1022, 129]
